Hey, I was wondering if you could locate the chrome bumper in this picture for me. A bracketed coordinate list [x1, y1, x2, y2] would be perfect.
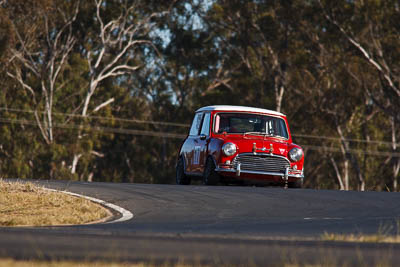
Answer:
[215, 165, 304, 179]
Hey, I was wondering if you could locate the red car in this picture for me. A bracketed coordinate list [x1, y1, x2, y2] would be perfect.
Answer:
[176, 105, 304, 188]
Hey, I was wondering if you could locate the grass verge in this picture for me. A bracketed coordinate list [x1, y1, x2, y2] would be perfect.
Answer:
[322, 232, 400, 243]
[0, 259, 393, 267]
[0, 259, 152, 267]
[0, 260, 227, 267]
[0, 179, 111, 226]
[0, 259, 149, 267]
[0, 259, 339, 267]
[322, 220, 400, 243]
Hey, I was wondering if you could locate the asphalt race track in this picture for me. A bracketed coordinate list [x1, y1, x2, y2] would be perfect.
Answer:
[1, 180, 400, 266]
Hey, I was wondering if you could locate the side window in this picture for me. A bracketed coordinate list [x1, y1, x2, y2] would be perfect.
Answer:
[200, 113, 211, 136]
[189, 113, 203, 136]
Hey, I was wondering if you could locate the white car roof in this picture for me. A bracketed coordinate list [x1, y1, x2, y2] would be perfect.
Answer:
[196, 105, 285, 117]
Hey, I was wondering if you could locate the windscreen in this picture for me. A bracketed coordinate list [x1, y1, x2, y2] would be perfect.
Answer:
[214, 113, 289, 139]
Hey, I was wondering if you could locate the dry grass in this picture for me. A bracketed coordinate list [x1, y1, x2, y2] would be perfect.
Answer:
[0, 259, 148, 267]
[322, 232, 400, 243]
[322, 219, 400, 244]
[0, 260, 335, 267]
[0, 180, 111, 226]
[0, 259, 215, 267]
[0, 260, 390, 267]
[0, 259, 145, 267]
[322, 220, 400, 244]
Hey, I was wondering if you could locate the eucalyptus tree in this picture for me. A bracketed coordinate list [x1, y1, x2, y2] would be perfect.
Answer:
[197, 0, 308, 112]
[70, 0, 170, 177]
[6, 0, 79, 145]
[318, 0, 400, 191]
[69, 0, 178, 182]
[0, 0, 176, 181]
[0, 0, 81, 178]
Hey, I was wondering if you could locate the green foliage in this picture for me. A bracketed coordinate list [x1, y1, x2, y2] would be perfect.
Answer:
[0, 0, 398, 191]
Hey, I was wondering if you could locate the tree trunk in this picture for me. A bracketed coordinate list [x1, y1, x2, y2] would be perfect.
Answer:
[337, 125, 365, 191]
[71, 154, 82, 176]
[330, 157, 345, 190]
[392, 118, 400, 191]
[344, 157, 349, 191]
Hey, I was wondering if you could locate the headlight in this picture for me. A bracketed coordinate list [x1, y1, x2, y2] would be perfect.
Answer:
[222, 143, 237, 156]
[289, 147, 303, 162]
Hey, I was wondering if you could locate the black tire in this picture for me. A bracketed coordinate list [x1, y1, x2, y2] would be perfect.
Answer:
[288, 178, 303, 188]
[203, 157, 220, 185]
[176, 157, 191, 185]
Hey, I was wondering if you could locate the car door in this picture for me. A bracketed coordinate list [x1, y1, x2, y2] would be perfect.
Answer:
[184, 112, 204, 174]
[197, 112, 211, 173]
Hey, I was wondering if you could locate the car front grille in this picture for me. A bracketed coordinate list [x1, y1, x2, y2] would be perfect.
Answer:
[232, 153, 290, 173]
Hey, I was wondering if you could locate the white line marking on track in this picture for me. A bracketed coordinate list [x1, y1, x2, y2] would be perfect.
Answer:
[45, 188, 134, 224]
[304, 217, 343, 220]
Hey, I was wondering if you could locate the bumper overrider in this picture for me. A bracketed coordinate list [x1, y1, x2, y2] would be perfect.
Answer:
[215, 153, 304, 182]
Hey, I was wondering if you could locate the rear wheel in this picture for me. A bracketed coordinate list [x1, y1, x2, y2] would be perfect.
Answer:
[176, 157, 191, 185]
[203, 157, 220, 185]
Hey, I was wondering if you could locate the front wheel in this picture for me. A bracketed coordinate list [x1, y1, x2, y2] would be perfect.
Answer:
[288, 178, 303, 188]
[176, 157, 191, 185]
[203, 157, 220, 185]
